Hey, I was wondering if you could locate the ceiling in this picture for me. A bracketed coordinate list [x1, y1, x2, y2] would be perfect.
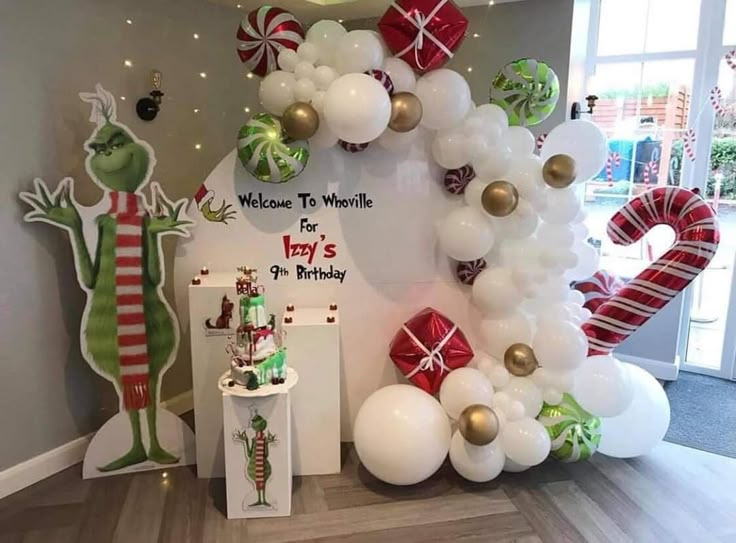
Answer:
[212, 0, 524, 23]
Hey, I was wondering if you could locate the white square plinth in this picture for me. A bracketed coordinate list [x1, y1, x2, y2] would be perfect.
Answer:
[282, 306, 341, 475]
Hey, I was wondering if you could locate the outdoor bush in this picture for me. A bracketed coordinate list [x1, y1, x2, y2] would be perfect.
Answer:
[669, 138, 736, 199]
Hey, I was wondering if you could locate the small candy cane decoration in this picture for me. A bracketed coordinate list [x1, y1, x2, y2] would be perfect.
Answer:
[726, 49, 736, 72]
[682, 128, 696, 162]
[710, 86, 726, 116]
[582, 187, 719, 355]
[643, 160, 658, 187]
[536, 133, 547, 151]
[606, 152, 621, 187]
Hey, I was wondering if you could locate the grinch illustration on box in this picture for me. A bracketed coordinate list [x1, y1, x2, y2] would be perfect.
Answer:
[233, 407, 278, 509]
[19, 84, 195, 476]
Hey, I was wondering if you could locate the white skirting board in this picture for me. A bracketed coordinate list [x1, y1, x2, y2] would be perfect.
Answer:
[616, 353, 680, 381]
[0, 390, 193, 500]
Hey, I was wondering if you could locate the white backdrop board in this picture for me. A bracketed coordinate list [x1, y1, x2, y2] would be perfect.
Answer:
[175, 134, 484, 439]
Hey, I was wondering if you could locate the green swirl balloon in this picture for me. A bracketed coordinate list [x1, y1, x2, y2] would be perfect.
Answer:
[237, 113, 309, 183]
[489, 58, 560, 127]
[537, 393, 601, 462]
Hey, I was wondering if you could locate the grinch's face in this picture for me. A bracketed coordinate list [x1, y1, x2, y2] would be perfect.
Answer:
[251, 414, 267, 432]
[88, 123, 149, 192]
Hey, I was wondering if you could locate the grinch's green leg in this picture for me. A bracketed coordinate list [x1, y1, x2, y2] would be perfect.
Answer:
[98, 410, 147, 472]
[145, 377, 179, 464]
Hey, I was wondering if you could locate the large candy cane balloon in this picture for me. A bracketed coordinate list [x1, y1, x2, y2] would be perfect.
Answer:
[582, 187, 719, 355]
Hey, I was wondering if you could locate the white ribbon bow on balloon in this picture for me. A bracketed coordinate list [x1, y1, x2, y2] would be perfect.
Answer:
[391, 0, 455, 70]
[402, 323, 457, 378]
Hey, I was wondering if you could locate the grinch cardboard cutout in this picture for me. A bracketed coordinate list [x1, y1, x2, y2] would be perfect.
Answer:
[19, 85, 195, 477]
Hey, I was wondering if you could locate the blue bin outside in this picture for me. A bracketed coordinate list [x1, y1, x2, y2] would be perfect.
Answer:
[595, 139, 633, 182]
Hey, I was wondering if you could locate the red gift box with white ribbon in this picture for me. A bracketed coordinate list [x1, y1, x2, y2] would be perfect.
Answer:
[378, 0, 469, 73]
[389, 307, 474, 394]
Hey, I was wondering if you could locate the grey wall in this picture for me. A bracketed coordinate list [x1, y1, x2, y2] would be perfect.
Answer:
[0, 0, 258, 470]
[0, 0, 575, 470]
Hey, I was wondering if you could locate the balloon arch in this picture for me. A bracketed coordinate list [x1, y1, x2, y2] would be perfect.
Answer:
[235, 1, 719, 484]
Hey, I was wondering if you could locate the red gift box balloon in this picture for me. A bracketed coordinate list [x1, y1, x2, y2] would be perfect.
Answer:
[378, 0, 469, 73]
[389, 307, 474, 394]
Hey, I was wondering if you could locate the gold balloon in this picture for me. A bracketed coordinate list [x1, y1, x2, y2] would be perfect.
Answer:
[458, 404, 500, 446]
[504, 343, 539, 377]
[388, 92, 423, 133]
[281, 102, 320, 140]
[481, 180, 519, 217]
[542, 154, 577, 188]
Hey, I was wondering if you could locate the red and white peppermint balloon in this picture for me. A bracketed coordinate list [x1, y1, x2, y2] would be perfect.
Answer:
[572, 270, 625, 313]
[339, 140, 370, 153]
[444, 165, 475, 195]
[582, 187, 719, 355]
[237, 6, 305, 77]
[365, 69, 395, 95]
[456, 258, 487, 285]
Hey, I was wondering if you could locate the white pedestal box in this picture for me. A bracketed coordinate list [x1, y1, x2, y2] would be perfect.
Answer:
[220, 369, 298, 520]
[189, 273, 239, 478]
[282, 306, 341, 475]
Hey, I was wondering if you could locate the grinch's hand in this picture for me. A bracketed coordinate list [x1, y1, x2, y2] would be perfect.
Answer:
[149, 182, 193, 236]
[20, 178, 82, 230]
[201, 198, 236, 224]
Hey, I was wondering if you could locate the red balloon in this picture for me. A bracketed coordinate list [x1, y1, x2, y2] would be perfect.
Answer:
[582, 187, 719, 355]
[236, 6, 304, 77]
[390, 307, 474, 395]
[573, 270, 626, 313]
[378, 0, 468, 73]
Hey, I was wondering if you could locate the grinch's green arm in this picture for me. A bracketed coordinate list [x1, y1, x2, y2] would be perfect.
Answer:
[143, 221, 162, 286]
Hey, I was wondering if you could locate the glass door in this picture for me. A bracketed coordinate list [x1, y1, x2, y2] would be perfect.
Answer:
[680, 0, 736, 379]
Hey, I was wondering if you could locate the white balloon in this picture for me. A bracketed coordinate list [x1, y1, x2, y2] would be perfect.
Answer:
[472, 145, 512, 180]
[354, 385, 451, 485]
[489, 365, 511, 390]
[310, 90, 326, 113]
[503, 458, 531, 472]
[500, 417, 551, 466]
[309, 119, 338, 149]
[259, 71, 296, 116]
[466, 134, 491, 161]
[377, 127, 419, 150]
[492, 199, 538, 240]
[323, 73, 391, 143]
[533, 320, 588, 372]
[543, 388, 564, 405]
[277, 49, 299, 72]
[437, 206, 496, 261]
[382, 57, 416, 92]
[473, 351, 497, 376]
[294, 78, 316, 102]
[472, 267, 523, 317]
[540, 187, 581, 224]
[568, 289, 586, 306]
[335, 30, 385, 74]
[537, 223, 574, 249]
[313, 65, 338, 90]
[294, 61, 316, 80]
[504, 377, 544, 418]
[464, 178, 490, 211]
[297, 42, 320, 64]
[463, 114, 503, 146]
[432, 128, 468, 169]
[573, 355, 634, 417]
[471, 104, 509, 130]
[505, 127, 536, 155]
[439, 367, 494, 420]
[449, 431, 506, 482]
[566, 242, 600, 282]
[479, 311, 532, 360]
[541, 119, 608, 182]
[415, 69, 472, 130]
[599, 364, 671, 458]
[305, 20, 347, 67]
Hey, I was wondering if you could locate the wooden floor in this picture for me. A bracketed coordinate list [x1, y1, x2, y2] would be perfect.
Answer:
[1, 440, 735, 543]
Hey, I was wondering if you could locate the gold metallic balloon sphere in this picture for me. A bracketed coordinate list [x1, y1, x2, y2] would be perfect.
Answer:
[281, 102, 320, 140]
[542, 154, 577, 188]
[388, 92, 423, 133]
[458, 404, 500, 446]
[504, 343, 539, 377]
[481, 180, 519, 217]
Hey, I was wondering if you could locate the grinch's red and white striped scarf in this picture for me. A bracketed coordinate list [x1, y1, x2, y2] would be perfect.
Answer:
[254, 431, 266, 490]
[109, 191, 150, 411]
